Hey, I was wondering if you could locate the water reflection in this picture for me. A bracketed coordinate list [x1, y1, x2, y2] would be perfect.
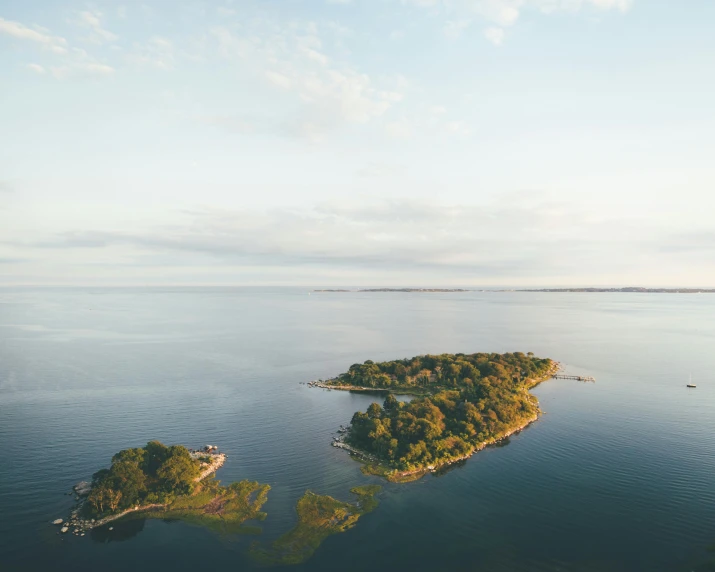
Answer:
[90, 519, 146, 543]
[432, 459, 468, 478]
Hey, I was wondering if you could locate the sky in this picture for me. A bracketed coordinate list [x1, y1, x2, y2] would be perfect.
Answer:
[1, 0, 714, 287]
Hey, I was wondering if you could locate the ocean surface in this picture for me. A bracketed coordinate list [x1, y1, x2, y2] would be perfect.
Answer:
[1, 287, 714, 572]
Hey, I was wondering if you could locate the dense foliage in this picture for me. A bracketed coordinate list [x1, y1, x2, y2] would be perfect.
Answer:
[332, 351, 552, 391]
[345, 353, 554, 473]
[87, 441, 202, 517]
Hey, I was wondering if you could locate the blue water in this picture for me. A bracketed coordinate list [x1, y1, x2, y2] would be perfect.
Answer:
[1, 287, 714, 571]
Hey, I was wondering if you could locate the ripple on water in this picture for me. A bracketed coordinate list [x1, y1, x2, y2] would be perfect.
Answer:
[2, 288, 715, 572]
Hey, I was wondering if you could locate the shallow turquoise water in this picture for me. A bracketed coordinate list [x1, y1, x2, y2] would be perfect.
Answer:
[1, 287, 714, 571]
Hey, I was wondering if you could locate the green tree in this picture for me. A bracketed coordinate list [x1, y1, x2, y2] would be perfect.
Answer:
[144, 440, 170, 475]
[108, 460, 146, 507]
[367, 403, 382, 419]
[383, 394, 399, 411]
[88, 483, 123, 515]
[157, 454, 200, 494]
[112, 447, 146, 466]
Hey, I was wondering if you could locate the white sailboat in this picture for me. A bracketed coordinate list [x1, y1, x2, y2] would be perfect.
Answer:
[687, 373, 696, 388]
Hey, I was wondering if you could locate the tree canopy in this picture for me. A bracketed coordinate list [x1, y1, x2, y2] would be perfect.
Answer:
[343, 352, 554, 474]
[87, 441, 202, 517]
[329, 351, 552, 392]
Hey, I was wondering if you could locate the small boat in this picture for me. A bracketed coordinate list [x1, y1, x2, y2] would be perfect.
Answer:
[687, 373, 696, 388]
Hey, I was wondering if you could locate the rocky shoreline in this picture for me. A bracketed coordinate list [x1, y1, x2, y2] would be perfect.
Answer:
[52, 446, 227, 536]
[332, 412, 540, 482]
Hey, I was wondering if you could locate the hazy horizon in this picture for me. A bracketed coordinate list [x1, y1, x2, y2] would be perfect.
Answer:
[2, 0, 714, 286]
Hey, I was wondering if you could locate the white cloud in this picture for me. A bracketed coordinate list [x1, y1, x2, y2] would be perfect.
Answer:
[301, 46, 329, 65]
[444, 120, 471, 135]
[217, 7, 238, 16]
[265, 70, 293, 89]
[472, 0, 522, 26]
[26, 63, 46, 74]
[386, 120, 413, 139]
[589, 0, 631, 10]
[0, 17, 68, 51]
[533, 0, 632, 12]
[74, 10, 118, 44]
[443, 19, 472, 39]
[402, 0, 442, 6]
[405, 0, 633, 41]
[25, 195, 659, 285]
[356, 162, 406, 177]
[50, 62, 115, 80]
[473, 0, 634, 24]
[385, 105, 471, 140]
[127, 36, 175, 69]
[207, 22, 403, 137]
[484, 26, 505, 45]
[1, 16, 116, 80]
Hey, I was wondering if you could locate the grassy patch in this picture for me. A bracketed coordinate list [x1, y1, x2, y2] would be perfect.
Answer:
[249, 486, 381, 566]
[132, 479, 270, 536]
[350, 485, 382, 512]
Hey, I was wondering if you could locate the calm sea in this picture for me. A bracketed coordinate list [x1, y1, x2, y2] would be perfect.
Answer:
[1, 287, 714, 571]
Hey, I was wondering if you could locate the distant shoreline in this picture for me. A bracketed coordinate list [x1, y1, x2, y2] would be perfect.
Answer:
[313, 287, 715, 294]
[510, 288, 715, 293]
[313, 288, 472, 293]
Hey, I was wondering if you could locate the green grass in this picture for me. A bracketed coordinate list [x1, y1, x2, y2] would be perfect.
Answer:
[349, 485, 382, 512]
[249, 486, 381, 566]
[127, 479, 270, 536]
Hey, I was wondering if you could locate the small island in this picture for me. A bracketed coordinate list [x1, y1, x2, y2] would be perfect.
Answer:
[58, 441, 269, 536]
[315, 352, 557, 482]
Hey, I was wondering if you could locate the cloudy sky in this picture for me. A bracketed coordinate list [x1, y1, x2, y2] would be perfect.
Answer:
[1, 0, 714, 287]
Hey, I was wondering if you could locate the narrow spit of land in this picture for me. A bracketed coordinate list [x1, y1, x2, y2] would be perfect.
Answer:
[311, 352, 561, 482]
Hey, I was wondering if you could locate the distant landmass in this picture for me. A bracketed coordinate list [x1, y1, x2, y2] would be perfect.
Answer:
[313, 288, 471, 293]
[313, 287, 715, 294]
[514, 287, 715, 293]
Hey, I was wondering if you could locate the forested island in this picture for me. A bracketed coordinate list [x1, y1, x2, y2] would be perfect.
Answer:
[58, 441, 268, 536]
[318, 352, 557, 482]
